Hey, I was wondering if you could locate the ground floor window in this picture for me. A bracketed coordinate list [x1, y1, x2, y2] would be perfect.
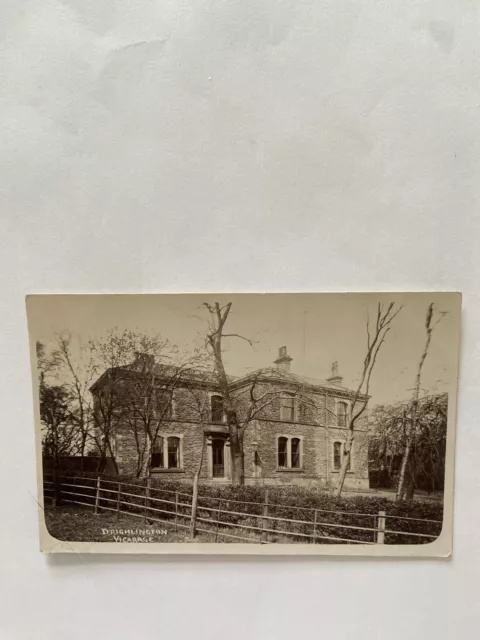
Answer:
[278, 437, 288, 467]
[151, 435, 183, 469]
[333, 441, 352, 471]
[277, 435, 303, 469]
[151, 439, 164, 468]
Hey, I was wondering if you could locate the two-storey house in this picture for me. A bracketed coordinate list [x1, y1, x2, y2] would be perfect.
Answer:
[90, 347, 369, 489]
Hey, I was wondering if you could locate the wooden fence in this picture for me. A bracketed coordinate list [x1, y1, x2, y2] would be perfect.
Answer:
[43, 476, 442, 545]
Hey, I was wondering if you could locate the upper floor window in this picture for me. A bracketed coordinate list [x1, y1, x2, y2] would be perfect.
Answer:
[211, 394, 224, 423]
[277, 435, 303, 469]
[151, 435, 182, 469]
[299, 401, 308, 422]
[155, 389, 173, 419]
[280, 393, 295, 422]
[337, 401, 348, 427]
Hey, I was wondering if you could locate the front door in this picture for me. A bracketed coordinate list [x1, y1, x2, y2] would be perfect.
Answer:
[212, 438, 225, 478]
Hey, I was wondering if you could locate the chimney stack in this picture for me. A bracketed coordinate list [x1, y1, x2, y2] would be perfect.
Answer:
[327, 361, 343, 385]
[274, 346, 293, 372]
[133, 352, 155, 371]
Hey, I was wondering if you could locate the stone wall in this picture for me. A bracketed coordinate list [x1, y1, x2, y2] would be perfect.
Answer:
[115, 420, 209, 480]
[97, 376, 369, 489]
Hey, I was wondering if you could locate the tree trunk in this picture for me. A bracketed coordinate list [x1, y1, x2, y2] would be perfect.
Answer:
[80, 432, 87, 471]
[334, 430, 353, 497]
[190, 471, 199, 538]
[396, 413, 412, 500]
[231, 446, 244, 486]
[396, 303, 434, 500]
[52, 422, 61, 506]
[208, 309, 245, 486]
[105, 436, 119, 475]
[139, 434, 153, 478]
[190, 438, 205, 538]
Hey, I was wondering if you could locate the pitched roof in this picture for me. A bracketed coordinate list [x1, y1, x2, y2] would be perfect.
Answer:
[90, 362, 359, 397]
[230, 366, 358, 396]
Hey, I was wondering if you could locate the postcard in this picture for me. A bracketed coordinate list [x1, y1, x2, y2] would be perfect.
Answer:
[26, 292, 460, 556]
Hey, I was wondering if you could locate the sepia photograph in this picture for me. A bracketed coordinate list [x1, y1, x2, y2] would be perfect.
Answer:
[27, 292, 461, 556]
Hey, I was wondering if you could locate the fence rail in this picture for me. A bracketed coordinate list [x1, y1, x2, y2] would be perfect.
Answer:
[44, 476, 442, 545]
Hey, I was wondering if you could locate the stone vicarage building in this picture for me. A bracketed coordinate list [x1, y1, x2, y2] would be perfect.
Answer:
[90, 347, 370, 489]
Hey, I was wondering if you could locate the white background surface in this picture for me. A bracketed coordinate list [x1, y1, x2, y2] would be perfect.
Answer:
[1, 1, 479, 638]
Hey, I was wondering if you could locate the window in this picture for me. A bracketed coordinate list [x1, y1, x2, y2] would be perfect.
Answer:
[333, 441, 351, 471]
[333, 441, 342, 470]
[155, 389, 173, 419]
[337, 401, 348, 427]
[150, 435, 182, 469]
[167, 436, 180, 468]
[211, 394, 224, 423]
[291, 438, 301, 468]
[278, 436, 288, 468]
[151, 438, 164, 468]
[280, 393, 295, 422]
[277, 436, 303, 469]
[299, 402, 308, 421]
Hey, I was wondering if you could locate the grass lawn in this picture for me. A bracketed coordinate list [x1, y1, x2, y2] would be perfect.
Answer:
[343, 488, 444, 502]
[45, 505, 268, 544]
[45, 506, 195, 544]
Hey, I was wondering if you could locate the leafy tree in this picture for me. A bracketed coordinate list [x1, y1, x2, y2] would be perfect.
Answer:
[369, 393, 447, 495]
[38, 339, 79, 505]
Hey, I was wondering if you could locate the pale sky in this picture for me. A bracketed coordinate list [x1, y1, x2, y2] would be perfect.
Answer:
[27, 292, 461, 407]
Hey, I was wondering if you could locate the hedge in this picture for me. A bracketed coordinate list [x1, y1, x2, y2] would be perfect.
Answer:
[51, 472, 443, 545]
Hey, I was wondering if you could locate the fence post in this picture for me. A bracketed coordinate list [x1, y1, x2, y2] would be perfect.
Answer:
[175, 491, 179, 532]
[52, 468, 61, 508]
[214, 500, 222, 542]
[190, 473, 199, 539]
[261, 488, 269, 543]
[145, 477, 151, 524]
[313, 509, 317, 543]
[377, 510, 386, 544]
[94, 476, 101, 515]
[116, 482, 121, 521]
[70, 476, 76, 507]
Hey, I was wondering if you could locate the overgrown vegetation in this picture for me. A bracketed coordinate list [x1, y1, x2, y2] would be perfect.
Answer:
[369, 393, 447, 493]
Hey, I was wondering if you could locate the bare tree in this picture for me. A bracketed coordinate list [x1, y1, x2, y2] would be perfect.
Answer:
[203, 302, 248, 485]
[49, 333, 96, 469]
[89, 330, 179, 475]
[396, 304, 445, 500]
[203, 302, 313, 485]
[182, 378, 215, 537]
[334, 302, 402, 497]
[125, 354, 206, 478]
[90, 329, 208, 477]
